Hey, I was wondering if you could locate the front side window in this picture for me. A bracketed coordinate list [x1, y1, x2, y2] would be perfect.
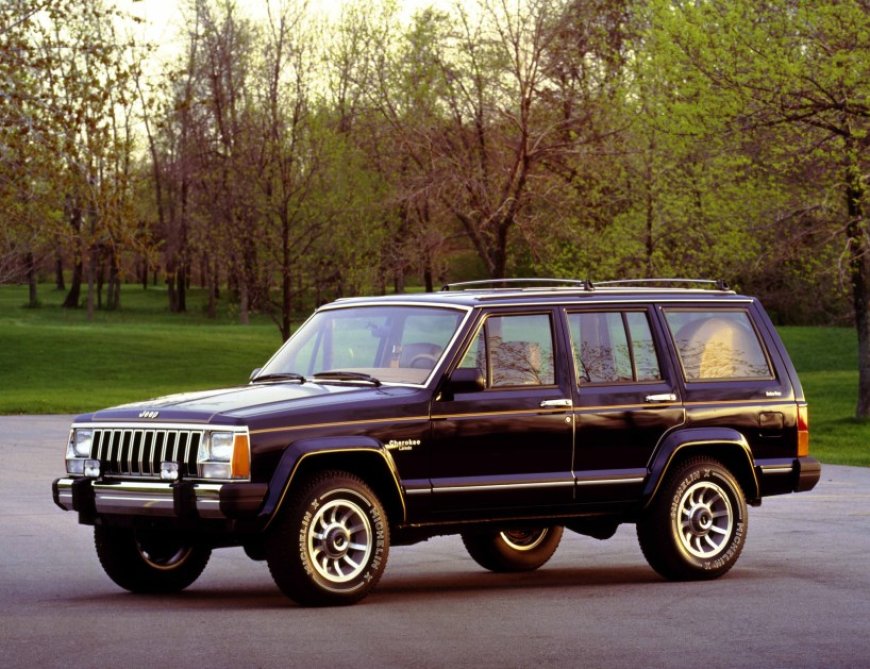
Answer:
[260, 305, 465, 385]
[459, 313, 555, 387]
[567, 311, 662, 384]
[664, 310, 772, 381]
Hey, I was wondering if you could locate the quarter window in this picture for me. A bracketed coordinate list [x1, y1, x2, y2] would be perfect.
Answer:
[567, 311, 662, 384]
[664, 310, 772, 381]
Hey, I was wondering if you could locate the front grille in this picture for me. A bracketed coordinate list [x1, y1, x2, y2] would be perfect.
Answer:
[90, 428, 203, 479]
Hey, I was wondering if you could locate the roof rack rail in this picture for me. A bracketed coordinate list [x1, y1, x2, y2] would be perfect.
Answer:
[593, 278, 730, 291]
[440, 278, 591, 291]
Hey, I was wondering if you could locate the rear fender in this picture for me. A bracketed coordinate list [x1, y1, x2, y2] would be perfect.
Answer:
[643, 427, 760, 508]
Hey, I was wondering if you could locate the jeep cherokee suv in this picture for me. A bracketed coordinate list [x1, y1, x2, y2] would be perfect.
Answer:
[53, 278, 821, 606]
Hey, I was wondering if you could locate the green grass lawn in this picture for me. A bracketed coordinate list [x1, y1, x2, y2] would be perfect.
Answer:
[1, 283, 867, 466]
[0, 283, 281, 413]
[777, 327, 868, 466]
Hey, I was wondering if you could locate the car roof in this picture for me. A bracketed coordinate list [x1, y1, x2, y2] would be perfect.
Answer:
[329, 279, 754, 310]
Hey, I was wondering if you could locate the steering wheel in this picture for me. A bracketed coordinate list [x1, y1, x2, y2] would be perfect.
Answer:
[408, 353, 438, 369]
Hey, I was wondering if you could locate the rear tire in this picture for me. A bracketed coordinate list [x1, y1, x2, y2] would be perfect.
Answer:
[637, 457, 747, 580]
[266, 471, 389, 606]
[94, 526, 210, 593]
[462, 526, 563, 572]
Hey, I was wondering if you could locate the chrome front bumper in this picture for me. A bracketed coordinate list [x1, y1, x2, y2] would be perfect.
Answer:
[53, 478, 267, 520]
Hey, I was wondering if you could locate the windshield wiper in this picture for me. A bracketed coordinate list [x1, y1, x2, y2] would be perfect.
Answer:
[313, 371, 382, 386]
[251, 372, 307, 384]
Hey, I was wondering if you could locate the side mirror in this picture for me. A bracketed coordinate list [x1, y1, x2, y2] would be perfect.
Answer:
[447, 367, 486, 394]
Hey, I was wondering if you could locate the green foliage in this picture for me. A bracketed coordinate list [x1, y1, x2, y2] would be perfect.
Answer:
[302, 119, 391, 300]
[2, 0, 869, 329]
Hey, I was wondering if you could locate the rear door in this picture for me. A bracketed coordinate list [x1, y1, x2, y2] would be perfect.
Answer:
[567, 307, 685, 503]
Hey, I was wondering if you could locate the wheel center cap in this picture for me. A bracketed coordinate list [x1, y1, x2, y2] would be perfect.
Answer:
[691, 508, 713, 533]
[325, 527, 350, 558]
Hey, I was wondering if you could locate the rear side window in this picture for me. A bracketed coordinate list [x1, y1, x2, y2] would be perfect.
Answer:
[567, 311, 662, 384]
[664, 310, 772, 381]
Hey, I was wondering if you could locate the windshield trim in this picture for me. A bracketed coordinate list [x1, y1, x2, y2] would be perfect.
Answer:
[258, 302, 475, 389]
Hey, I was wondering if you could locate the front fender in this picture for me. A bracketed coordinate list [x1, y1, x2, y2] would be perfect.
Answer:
[258, 436, 405, 527]
[643, 427, 760, 507]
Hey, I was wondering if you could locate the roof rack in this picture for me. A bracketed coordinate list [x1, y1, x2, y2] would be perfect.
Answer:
[439, 277, 730, 293]
[592, 278, 730, 291]
[440, 278, 591, 292]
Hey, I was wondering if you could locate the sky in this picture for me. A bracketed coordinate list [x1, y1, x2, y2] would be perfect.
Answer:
[119, 0, 458, 67]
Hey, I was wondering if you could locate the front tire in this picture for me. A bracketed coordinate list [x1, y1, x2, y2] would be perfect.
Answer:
[462, 526, 563, 572]
[637, 457, 747, 580]
[266, 471, 389, 606]
[94, 526, 211, 593]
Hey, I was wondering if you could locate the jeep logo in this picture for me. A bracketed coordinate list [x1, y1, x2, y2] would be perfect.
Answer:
[138, 410, 160, 419]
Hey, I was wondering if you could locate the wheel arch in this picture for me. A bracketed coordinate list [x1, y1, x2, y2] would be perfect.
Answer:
[643, 427, 760, 509]
[260, 436, 406, 530]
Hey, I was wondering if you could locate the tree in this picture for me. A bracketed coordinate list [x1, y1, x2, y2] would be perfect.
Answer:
[256, 0, 321, 339]
[370, 0, 591, 279]
[647, 0, 870, 416]
[1, 0, 138, 315]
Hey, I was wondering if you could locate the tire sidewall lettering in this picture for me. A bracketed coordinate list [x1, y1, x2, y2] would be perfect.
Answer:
[669, 466, 743, 569]
[298, 488, 386, 592]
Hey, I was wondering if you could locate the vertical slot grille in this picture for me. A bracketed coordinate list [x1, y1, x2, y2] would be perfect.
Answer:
[90, 428, 204, 478]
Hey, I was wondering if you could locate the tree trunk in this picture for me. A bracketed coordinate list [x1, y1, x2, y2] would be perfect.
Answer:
[54, 247, 65, 291]
[108, 252, 120, 310]
[207, 259, 218, 319]
[239, 279, 250, 325]
[25, 252, 38, 308]
[847, 151, 870, 418]
[423, 258, 434, 293]
[86, 243, 96, 321]
[176, 265, 187, 312]
[62, 202, 83, 309]
[281, 217, 292, 341]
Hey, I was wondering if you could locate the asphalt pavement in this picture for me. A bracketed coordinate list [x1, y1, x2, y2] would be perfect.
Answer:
[2, 415, 869, 669]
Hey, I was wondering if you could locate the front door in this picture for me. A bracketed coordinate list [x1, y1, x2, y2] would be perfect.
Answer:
[428, 310, 575, 518]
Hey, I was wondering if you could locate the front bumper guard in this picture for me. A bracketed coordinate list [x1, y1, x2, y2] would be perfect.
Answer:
[52, 478, 267, 520]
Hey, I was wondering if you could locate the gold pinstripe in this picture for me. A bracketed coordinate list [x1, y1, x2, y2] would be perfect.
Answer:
[251, 408, 571, 435]
[251, 398, 787, 436]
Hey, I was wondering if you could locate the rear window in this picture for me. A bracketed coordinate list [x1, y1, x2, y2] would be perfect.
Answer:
[664, 310, 772, 381]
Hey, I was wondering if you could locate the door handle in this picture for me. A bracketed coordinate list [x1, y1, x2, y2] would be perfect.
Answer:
[645, 393, 677, 403]
[540, 399, 573, 409]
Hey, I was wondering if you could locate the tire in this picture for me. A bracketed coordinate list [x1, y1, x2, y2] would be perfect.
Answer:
[266, 471, 389, 606]
[637, 457, 747, 581]
[94, 526, 211, 594]
[461, 526, 563, 572]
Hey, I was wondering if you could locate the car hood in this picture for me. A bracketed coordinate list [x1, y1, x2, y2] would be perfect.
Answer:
[82, 382, 402, 425]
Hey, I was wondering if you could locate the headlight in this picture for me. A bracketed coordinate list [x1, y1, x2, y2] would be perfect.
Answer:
[66, 429, 93, 475]
[197, 430, 250, 480]
[68, 429, 93, 458]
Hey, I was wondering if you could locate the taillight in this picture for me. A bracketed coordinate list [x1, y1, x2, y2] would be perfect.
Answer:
[797, 403, 809, 457]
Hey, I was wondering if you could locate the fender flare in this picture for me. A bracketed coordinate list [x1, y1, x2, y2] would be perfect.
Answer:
[642, 427, 760, 507]
[258, 435, 406, 528]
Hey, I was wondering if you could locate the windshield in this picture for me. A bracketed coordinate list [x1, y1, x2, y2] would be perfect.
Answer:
[258, 305, 467, 385]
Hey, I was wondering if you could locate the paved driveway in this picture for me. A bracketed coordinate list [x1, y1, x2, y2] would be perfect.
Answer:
[2, 416, 868, 668]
